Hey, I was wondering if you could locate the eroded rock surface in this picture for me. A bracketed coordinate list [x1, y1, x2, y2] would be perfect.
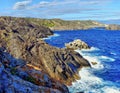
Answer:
[0, 49, 69, 93]
[65, 39, 90, 50]
[0, 16, 91, 92]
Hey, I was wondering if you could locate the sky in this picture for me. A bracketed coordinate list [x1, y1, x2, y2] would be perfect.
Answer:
[0, 0, 120, 20]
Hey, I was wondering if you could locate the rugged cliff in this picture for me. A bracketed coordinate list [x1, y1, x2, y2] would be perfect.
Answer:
[0, 49, 69, 93]
[0, 16, 91, 92]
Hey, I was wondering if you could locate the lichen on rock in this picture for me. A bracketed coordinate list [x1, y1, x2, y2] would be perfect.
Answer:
[65, 39, 90, 50]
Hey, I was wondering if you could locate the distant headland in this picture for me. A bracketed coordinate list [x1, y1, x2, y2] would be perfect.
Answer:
[1, 16, 120, 31]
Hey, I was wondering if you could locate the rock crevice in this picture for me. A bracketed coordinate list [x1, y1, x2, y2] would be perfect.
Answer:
[0, 16, 91, 92]
[65, 39, 90, 50]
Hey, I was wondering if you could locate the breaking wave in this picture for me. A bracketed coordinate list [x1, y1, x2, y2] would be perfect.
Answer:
[43, 34, 60, 40]
[69, 47, 119, 93]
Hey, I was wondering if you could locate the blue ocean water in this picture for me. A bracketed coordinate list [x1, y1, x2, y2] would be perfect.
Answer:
[44, 28, 120, 93]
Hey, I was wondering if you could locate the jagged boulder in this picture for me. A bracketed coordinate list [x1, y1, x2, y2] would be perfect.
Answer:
[65, 39, 90, 50]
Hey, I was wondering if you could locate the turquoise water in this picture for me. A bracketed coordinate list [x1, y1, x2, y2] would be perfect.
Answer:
[45, 28, 120, 93]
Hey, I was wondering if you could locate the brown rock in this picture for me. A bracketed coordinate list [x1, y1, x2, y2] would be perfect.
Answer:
[0, 48, 69, 93]
[0, 16, 90, 89]
[91, 62, 97, 65]
[65, 39, 90, 50]
[106, 24, 120, 30]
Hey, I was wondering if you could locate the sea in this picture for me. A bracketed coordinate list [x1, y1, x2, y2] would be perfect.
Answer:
[44, 28, 120, 93]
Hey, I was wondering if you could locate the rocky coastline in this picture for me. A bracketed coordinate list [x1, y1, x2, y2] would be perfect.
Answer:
[26, 18, 105, 31]
[105, 24, 120, 30]
[27, 17, 120, 31]
[0, 16, 92, 93]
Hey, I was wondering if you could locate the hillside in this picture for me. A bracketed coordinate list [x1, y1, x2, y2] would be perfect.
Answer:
[25, 17, 120, 31]
[2, 16, 120, 31]
[25, 18, 105, 30]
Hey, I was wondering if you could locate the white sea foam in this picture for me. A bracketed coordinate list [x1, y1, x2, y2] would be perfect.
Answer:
[100, 56, 115, 62]
[110, 52, 117, 55]
[43, 33, 60, 40]
[53, 33, 60, 37]
[68, 68, 103, 93]
[68, 68, 120, 93]
[102, 87, 120, 93]
[68, 47, 119, 93]
[75, 47, 115, 69]
[81, 47, 100, 52]
[82, 55, 104, 69]
[75, 49, 104, 69]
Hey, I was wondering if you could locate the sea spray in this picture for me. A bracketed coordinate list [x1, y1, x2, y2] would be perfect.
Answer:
[69, 48, 120, 93]
[68, 68, 120, 93]
[45, 30, 120, 93]
[75, 48, 104, 69]
[80, 47, 100, 52]
[43, 33, 60, 40]
[100, 56, 115, 62]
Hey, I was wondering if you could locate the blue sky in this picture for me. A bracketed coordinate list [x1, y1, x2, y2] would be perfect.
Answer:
[0, 0, 120, 20]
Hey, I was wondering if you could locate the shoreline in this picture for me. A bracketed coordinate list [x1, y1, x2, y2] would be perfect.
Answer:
[0, 16, 120, 93]
[51, 27, 106, 31]
[0, 16, 92, 92]
[45, 30, 120, 93]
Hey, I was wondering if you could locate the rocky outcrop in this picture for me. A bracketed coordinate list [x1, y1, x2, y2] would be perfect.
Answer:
[0, 16, 91, 92]
[65, 39, 90, 50]
[106, 24, 120, 30]
[0, 49, 69, 93]
[0, 16, 53, 38]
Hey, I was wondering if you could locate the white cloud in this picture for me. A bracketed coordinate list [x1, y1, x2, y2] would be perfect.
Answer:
[13, 0, 32, 10]
[10, 0, 116, 20]
[13, 0, 112, 10]
[28, 0, 93, 9]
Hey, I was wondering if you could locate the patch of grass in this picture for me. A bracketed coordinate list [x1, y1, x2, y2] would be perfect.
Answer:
[43, 21, 55, 27]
